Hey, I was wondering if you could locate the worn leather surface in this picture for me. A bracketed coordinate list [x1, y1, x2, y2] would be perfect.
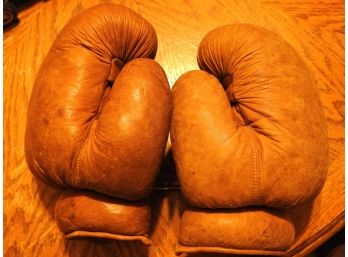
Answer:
[55, 190, 151, 244]
[25, 4, 171, 240]
[178, 208, 295, 254]
[171, 24, 328, 253]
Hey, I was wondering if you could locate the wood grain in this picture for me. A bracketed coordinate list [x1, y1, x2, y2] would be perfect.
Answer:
[4, 0, 344, 256]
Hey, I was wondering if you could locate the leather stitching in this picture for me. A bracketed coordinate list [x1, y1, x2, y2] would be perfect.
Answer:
[72, 58, 116, 187]
[72, 119, 98, 187]
[72, 84, 110, 187]
[246, 128, 261, 203]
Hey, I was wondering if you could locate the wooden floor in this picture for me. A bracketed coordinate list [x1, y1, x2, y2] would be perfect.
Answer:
[4, 0, 344, 256]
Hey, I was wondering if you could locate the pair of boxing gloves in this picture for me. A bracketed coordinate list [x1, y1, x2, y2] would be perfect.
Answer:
[25, 4, 328, 256]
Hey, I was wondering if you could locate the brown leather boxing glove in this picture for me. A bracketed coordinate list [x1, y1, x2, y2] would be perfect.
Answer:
[171, 24, 328, 255]
[25, 4, 172, 243]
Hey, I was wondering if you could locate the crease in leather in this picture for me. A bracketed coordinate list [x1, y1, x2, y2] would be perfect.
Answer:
[73, 120, 98, 188]
[66, 231, 151, 244]
[176, 245, 286, 256]
[72, 63, 115, 188]
[108, 58, 125, 83]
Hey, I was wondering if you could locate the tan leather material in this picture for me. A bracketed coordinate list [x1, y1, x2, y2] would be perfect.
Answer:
[25, 4, 172, 241]
[176, 245, 287, 256]
[178, 208, 295, 252]
[55, 190, 151, 243]
[171, 24, 328, 254]
[171, 24, 328, 209]
[24, 4, 172, 201]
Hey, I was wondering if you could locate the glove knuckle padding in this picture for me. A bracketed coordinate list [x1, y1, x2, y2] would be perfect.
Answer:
[25, 4, 171, 200]
[171, 24, 328, 253]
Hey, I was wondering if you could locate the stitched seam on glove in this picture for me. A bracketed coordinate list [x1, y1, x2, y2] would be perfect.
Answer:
[246, 127, 261, 203]
[72, 84, 110, 187]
